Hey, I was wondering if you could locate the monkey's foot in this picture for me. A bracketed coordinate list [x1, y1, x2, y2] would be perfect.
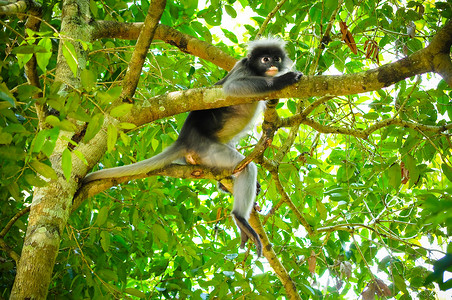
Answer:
[232, 212, 263, 257]
[256, 181, 261, 195]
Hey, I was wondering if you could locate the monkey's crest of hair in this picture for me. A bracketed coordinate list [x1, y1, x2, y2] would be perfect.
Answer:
[247, 37, 287, 55]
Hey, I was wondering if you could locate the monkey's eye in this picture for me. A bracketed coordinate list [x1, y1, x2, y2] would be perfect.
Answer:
[261, 57, 271, 63]
[274, 57, 281, 62]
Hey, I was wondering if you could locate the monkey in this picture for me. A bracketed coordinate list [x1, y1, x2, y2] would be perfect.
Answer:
[84, 38, 303, 257]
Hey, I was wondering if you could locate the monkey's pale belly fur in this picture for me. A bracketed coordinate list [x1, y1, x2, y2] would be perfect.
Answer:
[215, 102, 264, 144]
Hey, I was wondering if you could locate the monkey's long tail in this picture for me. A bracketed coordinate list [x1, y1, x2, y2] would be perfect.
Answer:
[83, 143, 185, 183]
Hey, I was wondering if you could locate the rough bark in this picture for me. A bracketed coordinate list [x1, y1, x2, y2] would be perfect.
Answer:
[249, 210, 302, 300]
[92, 22, 237, 71]
[10, 1, 93, 298]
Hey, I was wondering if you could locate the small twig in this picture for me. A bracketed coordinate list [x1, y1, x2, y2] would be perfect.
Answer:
[256, 0, 289, 39]
[0, 206, 30, 238]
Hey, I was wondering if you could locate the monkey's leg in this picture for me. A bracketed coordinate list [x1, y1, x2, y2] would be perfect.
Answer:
[231, 162, 263, 257]
[197, 143, 263, 256]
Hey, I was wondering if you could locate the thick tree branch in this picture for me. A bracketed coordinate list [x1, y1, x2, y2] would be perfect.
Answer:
[123, 20, 452, 127]
[117, 0, 166, 103]
[92, 22, 236, 71]
[0, 0, 41, 15]
[427, 20, 452, 85]
[74, 164, 233, 211]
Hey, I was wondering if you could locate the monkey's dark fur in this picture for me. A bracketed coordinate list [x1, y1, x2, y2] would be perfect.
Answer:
[84, 38, 302, 257]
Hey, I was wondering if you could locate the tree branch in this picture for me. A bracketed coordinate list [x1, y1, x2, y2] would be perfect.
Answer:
[116, 0, 167, 103]
[123, 19, 452, 127]
[92, 22, 236, 71]
[256, 0, 288, 38]
[427, 20, 452, 85]
[299, 117, 452, 139]
[74, 164, 233, 211]
[0, 0, 41, 15]
[248, 210, 302, 300]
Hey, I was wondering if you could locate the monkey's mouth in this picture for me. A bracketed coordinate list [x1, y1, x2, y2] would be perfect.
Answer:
[265, 66, 279, 77]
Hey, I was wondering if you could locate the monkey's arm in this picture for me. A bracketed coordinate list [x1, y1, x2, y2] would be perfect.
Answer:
[223, 72, 303, 97]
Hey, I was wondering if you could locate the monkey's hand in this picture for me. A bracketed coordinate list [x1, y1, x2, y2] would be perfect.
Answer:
[273, 71, 303, 87]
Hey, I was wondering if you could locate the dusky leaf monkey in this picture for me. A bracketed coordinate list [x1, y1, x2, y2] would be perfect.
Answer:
[84, 38, 303, 257]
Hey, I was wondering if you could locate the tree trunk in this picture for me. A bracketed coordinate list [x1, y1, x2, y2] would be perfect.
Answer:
[10, 0, 91, 298]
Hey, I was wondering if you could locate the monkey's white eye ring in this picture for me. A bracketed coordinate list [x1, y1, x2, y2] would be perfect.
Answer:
[261, 57, 271, 63]
[274, 57, 281, 62]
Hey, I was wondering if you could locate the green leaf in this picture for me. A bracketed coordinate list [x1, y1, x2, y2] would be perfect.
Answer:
[12, 44, 48, 54]
[45, 115, 61, 127]
[118, 122, 136, 130]
[403, 154, 419, 186]
[24, 174, 47, 187]
[36, 38, 52, 72]
[316, 199, 327, 220]
[16, 53, 33, 69]
[59, 119, 77, 132]
[73, 150, 88, 165]
[69, 106, 91, 122]
[152, 223, 168, 243]
[97, 269, 118, 282]
[363, 112, 379, 120]
[111, 103, 133, 118]
[353, 17, 378, 33]
[388, 163, 401, 189]
[40, 127, 60, 157]
[96, 206, 109, 226]
[224, 5, 237, 18]
[0, 132, 13, 144]
[7, 182, 21, 201]
[100, 231, 110, 252]
[0, 83, 16, 107]
[62, 148, 72, 181]
[84, 113, 104, 142]
[30, 160, 58, 180]
[81, 69, 96, 89]
[337, 164, 355, 182]
[393, 274, 408, 294]
[441, 163, 452, 182]
[16, 85, 42, 101]
[32, 128, 55, 154]
[107, 124, 118, 152]
[62, 41, 78, 77]
[89, 0, 99, 18]
[124, 288, 145, 298]
[221, 29, 238, 44]
[119, 131, 131, 146]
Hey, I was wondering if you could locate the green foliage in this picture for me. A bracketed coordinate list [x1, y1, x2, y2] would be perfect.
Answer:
[1, 0, 452, 299]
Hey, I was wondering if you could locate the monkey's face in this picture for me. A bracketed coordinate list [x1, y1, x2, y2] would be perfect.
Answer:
[248, 54, 283, 77]
[248, 46, 286, 77]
